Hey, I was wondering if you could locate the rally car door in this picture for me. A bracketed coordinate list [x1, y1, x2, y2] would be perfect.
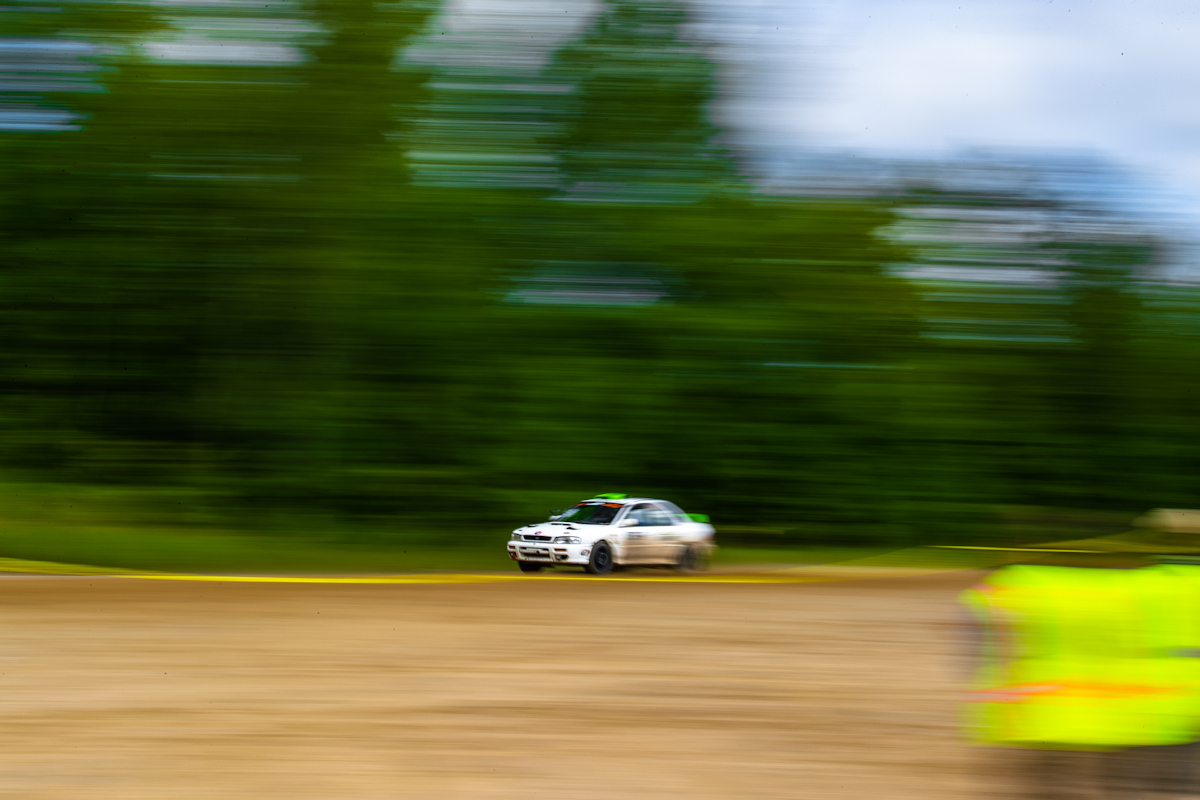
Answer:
[622, 503, 677, 563]
[651, 504, 688, 561]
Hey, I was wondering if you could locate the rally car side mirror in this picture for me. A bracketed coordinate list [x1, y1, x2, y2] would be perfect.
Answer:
[619, 519, 640, 527]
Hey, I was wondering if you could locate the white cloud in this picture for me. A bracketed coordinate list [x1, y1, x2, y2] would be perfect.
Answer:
[703, 0, 1200, 237]
[747, 0, 1200, 182]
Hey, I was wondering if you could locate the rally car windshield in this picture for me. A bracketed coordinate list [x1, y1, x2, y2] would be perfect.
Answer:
[556, 503, 622, 525]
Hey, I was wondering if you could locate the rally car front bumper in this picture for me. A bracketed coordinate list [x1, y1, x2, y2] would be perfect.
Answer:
[507, 541, 591, 566]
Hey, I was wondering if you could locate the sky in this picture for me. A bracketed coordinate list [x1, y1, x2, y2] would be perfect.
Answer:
[707, 0, 1200, 225]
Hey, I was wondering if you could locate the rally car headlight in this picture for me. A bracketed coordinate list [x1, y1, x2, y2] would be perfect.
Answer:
[553, 536, 582, 544]
[510, 532, 522, 540]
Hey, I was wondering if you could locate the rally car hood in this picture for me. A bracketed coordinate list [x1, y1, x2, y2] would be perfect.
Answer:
[513, 521, 610, 536]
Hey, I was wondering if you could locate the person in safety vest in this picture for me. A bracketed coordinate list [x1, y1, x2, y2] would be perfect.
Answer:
[962, 509, 1200, 799]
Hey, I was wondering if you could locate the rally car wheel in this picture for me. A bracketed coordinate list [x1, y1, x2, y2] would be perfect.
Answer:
[584, 542, 614, 576]
[518, 561, 544, 574]
[677, 545, 707, 574]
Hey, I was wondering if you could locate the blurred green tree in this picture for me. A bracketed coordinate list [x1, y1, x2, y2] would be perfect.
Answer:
[479, 0, 924, 543]
[1, 0, 1189, 556]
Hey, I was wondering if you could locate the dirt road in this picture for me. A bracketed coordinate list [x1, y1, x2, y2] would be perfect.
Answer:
[1, 571, 990, 799]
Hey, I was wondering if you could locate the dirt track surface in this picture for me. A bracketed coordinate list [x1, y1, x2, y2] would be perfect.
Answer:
[1, 571, 989, 799]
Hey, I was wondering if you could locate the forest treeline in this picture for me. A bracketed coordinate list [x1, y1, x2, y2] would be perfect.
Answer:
[2, 0, 1200, 547]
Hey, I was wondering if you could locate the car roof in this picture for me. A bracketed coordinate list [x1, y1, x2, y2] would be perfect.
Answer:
[578, 497, 666, 505]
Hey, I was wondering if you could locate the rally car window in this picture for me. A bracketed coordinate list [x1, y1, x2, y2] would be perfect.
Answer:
[644, 506, 674, 526]
[660, 501, 688, 523]
[557, 503, 621, 525]
[625, 503, 673, 526]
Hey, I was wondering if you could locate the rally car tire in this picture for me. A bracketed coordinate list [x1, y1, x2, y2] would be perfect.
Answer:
[517, 561, 544, 574]
[676, 545, 707, 574]
[584, 542, 614, 576]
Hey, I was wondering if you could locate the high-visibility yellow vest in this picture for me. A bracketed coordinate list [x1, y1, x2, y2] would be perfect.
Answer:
[961, 564, 1200, 748]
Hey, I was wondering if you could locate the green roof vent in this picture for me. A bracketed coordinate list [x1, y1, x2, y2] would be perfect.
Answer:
[592, 493, 629, 500]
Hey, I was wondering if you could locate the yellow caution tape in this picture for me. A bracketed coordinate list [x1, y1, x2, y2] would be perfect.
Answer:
[141, 573, 834, 584]
[0, 555, 833, 584]
[0, 546, 1017, 584]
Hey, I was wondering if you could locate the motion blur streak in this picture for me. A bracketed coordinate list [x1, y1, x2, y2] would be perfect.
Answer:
[7, 0, 1200, 797]
[1, 574, 981, 800]
[2, 0, 1193, 555]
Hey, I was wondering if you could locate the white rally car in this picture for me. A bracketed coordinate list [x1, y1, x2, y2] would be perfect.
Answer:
[507, 494, 715, 575]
